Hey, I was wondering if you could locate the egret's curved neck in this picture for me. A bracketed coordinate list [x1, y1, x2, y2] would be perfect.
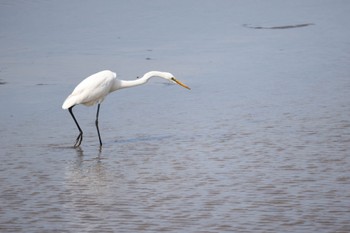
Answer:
[118, 71, 165, 89]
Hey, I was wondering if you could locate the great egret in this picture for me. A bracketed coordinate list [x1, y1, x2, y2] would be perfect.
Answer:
[62, 70, 190, 147]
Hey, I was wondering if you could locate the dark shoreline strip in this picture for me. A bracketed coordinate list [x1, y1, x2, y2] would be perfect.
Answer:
[243, 23, 314, 30]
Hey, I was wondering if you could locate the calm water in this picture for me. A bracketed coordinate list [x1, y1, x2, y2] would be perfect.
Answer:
[1, 1, 350, 232]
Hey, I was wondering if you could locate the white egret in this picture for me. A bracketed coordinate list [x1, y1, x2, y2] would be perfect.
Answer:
[62, 70, 190, 147]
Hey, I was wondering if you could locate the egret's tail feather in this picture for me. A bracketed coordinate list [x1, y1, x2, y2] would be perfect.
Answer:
[62, 95, 76, 109]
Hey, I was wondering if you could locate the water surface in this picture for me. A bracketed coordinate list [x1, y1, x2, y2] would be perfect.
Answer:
[1, 0, 350, 232]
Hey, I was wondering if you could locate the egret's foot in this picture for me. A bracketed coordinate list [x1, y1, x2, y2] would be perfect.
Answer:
[74, 132, 83, 147]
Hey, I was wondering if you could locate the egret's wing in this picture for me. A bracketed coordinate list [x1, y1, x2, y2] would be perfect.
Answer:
[62, 70, 116, 109]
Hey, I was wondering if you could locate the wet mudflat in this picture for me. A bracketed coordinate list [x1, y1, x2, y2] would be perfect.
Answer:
[1, 1, 350, 232]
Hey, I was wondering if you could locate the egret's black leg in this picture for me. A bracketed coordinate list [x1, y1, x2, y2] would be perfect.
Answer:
[68, 106, 83, 147]
[95, 103, 103, 147]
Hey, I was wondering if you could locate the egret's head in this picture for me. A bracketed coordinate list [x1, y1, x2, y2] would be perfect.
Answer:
[146, 71, 190, 90]
[162, 72, 190, 90]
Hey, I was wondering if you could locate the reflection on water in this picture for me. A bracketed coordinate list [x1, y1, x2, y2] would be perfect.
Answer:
[1, 109, 350, 232]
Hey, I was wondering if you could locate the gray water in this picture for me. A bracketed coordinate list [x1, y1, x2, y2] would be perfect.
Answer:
[1, 1, 350, 232]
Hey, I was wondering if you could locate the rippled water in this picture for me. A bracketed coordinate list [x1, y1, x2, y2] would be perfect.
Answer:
[1, 1, 350, 232]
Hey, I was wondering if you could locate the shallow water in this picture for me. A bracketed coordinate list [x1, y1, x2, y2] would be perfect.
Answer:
[1, 0, 350, 232]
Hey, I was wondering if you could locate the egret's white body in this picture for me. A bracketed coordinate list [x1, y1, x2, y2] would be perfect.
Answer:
[62, 70, 117, 109]
[62, 70, 190, 147]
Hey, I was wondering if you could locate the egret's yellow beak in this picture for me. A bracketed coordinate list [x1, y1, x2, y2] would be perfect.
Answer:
[171, 77, 191, 90]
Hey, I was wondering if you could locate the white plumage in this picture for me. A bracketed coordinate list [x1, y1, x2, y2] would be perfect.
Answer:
[62, 70, 190, 147]
[62, 70, 118, 109]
